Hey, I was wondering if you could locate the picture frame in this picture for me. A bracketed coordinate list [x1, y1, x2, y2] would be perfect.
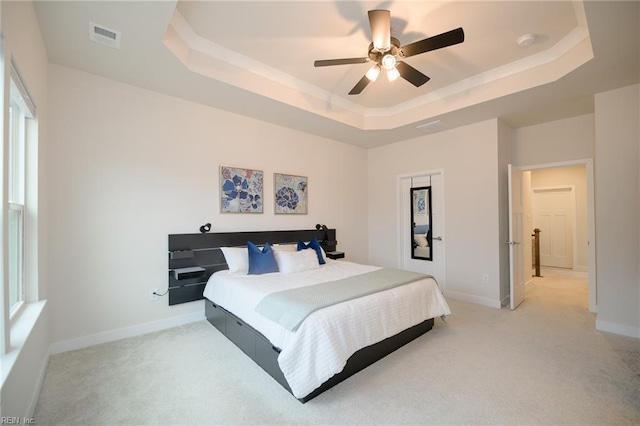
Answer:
[274, 173, 308, 214]
[413, 188, 427, 216]
[220, 165, 263, 213]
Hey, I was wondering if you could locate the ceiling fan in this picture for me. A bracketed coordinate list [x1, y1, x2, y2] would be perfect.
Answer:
[314, 10, 465, 95]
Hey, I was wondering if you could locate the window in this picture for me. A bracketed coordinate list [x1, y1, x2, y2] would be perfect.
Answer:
[7, 61, 35, 318]
[8, 97, 26, 315]
[1, 52, 43, 365]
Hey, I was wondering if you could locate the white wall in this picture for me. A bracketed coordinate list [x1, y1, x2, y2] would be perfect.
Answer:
[1, 0, 50, 417]
[512, 114, 595, 166]
[594, 83, 640, 337]
[47, 64, 369, 347]
[368, 119, 502, 308]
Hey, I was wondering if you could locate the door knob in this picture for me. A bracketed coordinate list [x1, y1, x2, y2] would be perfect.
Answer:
[433, 236, 443, 241]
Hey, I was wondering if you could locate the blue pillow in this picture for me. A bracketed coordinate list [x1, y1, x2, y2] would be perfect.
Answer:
[297, 236, 326, 265]
[247, 241, 279, 275]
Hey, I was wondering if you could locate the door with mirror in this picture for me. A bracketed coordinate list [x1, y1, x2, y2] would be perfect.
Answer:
[400, 172, 446, 289]
[411, 186, 432, 260]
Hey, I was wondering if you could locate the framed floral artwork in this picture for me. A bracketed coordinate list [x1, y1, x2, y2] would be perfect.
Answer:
[274, 173, 308, 214]
[413, 188, 427, 216]
[220, 166, 263, 213]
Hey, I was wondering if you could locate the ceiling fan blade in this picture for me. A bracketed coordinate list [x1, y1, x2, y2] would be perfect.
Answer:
[400, 27, 465, 58]
[314, 58, 368, 67]
[368, 10, 391, 51]
[396, 62, 430, 87]
[348, 75, 371, 95]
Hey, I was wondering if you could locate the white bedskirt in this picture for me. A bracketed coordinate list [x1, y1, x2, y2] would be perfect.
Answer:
[203, 260, 451, 398]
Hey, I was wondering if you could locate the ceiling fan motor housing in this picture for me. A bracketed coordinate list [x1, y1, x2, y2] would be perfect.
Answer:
[368, 37, 401, 64]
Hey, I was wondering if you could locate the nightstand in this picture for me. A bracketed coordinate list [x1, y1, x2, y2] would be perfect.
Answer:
[325, 251, 345, 260]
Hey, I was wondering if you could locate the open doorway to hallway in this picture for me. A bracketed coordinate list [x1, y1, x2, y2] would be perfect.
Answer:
[521, 161, 595, 312]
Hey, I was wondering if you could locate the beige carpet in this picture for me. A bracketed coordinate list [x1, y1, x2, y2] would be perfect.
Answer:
[34, 271, 640, 425]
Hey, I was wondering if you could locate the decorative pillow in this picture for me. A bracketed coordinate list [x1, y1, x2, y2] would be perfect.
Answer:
[247, 241, 279, 275]
[276, 249, 321, 274]
[297, 236, 326, 265]
[414, 234, 429, 248]
[220, 247, 249, 274]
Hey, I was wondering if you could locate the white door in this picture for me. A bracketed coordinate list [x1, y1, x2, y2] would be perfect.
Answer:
[533, 189, 574, 269]
[400, 172, 446, 289]
[508, 164, 526, 310]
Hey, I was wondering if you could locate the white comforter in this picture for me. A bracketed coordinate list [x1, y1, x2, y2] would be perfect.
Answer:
[203, 260, 451, 398]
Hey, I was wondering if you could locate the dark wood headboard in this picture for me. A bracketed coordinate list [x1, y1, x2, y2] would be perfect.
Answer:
[167, 229, 337, 305]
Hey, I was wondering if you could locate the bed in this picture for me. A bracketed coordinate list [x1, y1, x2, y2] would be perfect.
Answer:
[168, 229, 450, 402]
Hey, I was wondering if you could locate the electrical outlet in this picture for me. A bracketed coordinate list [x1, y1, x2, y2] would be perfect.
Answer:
[482, 274, 489, 284]
[149, 288, 159, 302]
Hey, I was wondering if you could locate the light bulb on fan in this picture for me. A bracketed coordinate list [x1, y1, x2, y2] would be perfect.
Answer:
[387, 67, 400, 81]
[365, 65, 381, 82]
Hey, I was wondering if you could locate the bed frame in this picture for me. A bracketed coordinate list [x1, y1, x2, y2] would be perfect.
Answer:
[168, 229, 434, 402]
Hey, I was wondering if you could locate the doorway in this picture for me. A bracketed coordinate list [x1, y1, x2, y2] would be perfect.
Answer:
[519, 160, 596, 312]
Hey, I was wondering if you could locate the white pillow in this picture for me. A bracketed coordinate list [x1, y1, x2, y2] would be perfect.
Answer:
[220, 247, 248, 274]
[272, 243, 297, 253]
[275, 249, 321, 274]
[414, 234, 429, 248]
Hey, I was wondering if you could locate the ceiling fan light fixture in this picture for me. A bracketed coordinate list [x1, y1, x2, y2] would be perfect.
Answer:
[381, 54, 397, 70]
[365, 65, 381, 82]
[387, 67, 400, 82]
[314, 10, 465, 95]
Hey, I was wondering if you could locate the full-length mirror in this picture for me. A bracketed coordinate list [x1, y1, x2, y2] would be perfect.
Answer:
[411, 186, 432, 261]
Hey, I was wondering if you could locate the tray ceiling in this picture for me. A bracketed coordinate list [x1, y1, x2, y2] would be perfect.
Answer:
[34, 1, 639, 148]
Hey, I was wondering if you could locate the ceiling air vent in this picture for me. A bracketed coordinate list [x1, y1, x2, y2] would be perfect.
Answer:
[89, 22, 121, 49]
[417, 120, 448, 133]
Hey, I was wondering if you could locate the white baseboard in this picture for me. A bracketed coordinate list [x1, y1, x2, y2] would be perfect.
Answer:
[50, 311, 205, 355]
[595, 318, 640, 338]
[443, 290, 502, 309]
